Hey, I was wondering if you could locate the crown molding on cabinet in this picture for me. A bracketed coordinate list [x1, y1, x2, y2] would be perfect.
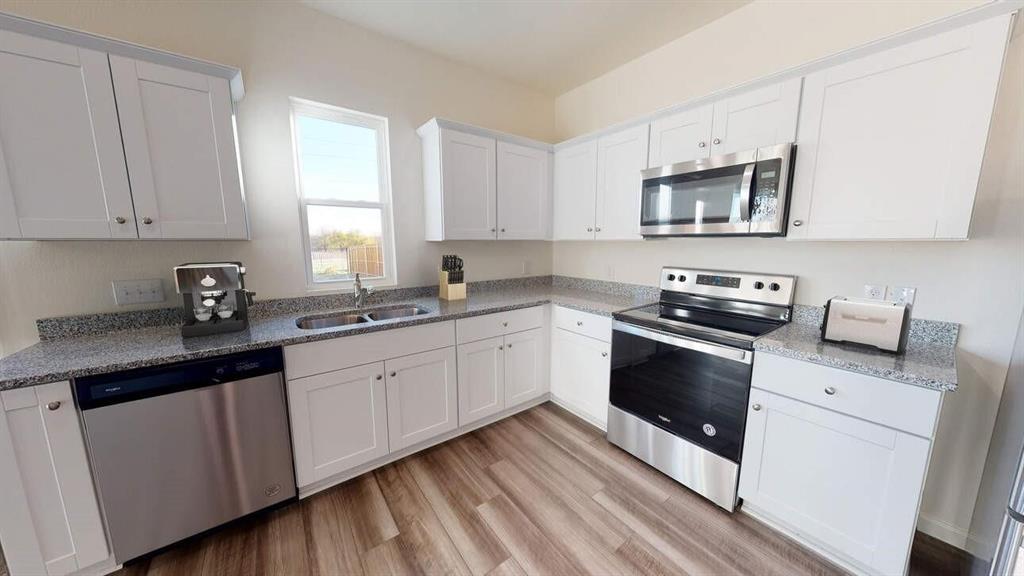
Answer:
[0, 11, 245, 101]
[417, 117, 553, 151]
[554, 0, 1023, 150]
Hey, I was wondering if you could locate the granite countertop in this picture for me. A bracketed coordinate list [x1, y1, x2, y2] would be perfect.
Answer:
[754, 313, 958, 392]
[0, 282, 655, 390]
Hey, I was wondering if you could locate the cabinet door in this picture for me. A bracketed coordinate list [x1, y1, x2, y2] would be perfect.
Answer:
[739, 388, 930, 575]
[788, 15, 1010, 240]
[386, 347, 458, 451]
[497, 141, 551, 239]
[457, 336, 505, 426]
[109, 55, 247, 239]
[0, 382, 109, 576]
[709, 78, 801, 156]
[596, 124, 649, 240]
[553, 139, 598, 240]
[0, 31, 135, 239]
[440, 129, 497, 239]
[286, 362, 389, 487]
[504, 328, 548, 407]
[551, 329, 611, 429]
[647, 104, 713, 168]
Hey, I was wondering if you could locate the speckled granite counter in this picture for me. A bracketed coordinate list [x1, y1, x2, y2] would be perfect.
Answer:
[0, 279, 656, 390]
[754, 306, 958, 392]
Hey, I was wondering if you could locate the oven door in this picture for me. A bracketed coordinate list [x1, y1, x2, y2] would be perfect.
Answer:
[609, 321, 753, 463]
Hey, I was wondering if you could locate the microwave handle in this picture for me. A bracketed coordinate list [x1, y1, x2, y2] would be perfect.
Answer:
[739, 163, 755, 222]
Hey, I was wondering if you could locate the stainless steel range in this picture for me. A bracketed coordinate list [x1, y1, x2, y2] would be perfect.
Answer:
[607, 267, 795, 511]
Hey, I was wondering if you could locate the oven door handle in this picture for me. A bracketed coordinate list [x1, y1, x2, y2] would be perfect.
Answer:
[739, 162, 755, 223]
[613, 321, 753, 365]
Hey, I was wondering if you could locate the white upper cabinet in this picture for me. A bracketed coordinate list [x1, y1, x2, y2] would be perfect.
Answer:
[497, 141, 551, 239]
[648, 104, 713, 168]
[420, 119, 552, 241]
[710, 79, 801, 156]
[596, 124, 649, 240]
[0, 31, 135, 240]
[788, 15, 1010, 241]
[553, 139, 598, 240]
[646, 79, 800, 169]
[110, 56, 247, 240]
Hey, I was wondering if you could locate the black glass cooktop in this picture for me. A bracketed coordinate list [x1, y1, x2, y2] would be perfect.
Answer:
[614, 303, 786, 350]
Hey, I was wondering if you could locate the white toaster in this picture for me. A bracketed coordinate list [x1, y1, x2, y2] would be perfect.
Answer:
[821, 297, 911, 353]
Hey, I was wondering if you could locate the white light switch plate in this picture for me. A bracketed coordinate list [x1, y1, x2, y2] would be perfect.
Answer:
[112, 279, 165, 305]
[863, 284, 886, 300]
[887, 286, 917, 306]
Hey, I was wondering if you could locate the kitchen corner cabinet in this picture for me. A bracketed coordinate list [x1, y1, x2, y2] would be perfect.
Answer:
[0, 29, 247, 241]
[553, 139, 599, 240]
[647, 78, 801, 168]
[595, 124, 649, 240]
[739, 353, 943, 576]
[787, 15, 1011, 241]
[419, 119, 552, 241]
[0, 382, 110, 576]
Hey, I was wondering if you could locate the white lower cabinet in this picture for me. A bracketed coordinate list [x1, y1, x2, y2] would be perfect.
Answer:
[504, 327, 547, 407]
[385, 347, 459, 452]
[287, 362, 389, 487]
[0, 382, 110, 576]
[457, 336, 505, 425]
[739, 354, 940, 576]
[550, 326, 611, 429]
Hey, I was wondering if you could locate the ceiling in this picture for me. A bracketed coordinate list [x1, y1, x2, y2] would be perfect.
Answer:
[302, 0, 750, 95]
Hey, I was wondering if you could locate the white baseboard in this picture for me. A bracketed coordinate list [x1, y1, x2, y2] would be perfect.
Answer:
[917, 513, 969, 549]
[548, 394, 606, 431]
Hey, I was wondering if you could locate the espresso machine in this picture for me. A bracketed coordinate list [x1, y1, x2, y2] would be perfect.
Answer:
[173, 262, 254, 337]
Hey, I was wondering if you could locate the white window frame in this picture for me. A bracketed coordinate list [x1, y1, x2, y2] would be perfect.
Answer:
[289, 97, 397, 291]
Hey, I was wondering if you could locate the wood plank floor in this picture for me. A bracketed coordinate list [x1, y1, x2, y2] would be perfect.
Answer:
[108, 402, 961, 576]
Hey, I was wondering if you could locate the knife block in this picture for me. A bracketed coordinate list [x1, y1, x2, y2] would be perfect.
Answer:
[439, 270, 466, 301]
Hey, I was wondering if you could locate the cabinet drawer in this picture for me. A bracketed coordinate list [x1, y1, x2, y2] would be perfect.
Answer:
[552, 306, 612, 343]
[456, 306, 543, 344]
[751, 353, 942, 438]
[285, 321, 455, 379]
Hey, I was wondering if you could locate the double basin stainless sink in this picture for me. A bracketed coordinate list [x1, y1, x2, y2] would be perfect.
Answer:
[295, 305, 429, 330]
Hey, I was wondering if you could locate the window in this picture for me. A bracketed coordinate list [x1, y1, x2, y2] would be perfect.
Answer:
[290, 98, 396, 289]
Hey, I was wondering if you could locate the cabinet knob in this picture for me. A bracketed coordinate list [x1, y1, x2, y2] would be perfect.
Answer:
[498, 345, 504, 350]
[502, 322, 508, 327]
[824, 386, 837, 396]
[500, 228, 506, 233]
[46, 401, 61, 411]
[697, 141, 706, 148]
[507, 343, 512, 349]
[587, 227, 593, 232]
[376, 375, 382, 381]
[713, 138, 721, 145]
[595, 227, 601, 232]
[390, 371, 397, 378]
[752, 403, 762, 411]
[114, 216, 126, 224]
[792, 220, 803, 227]
[576, 321, 583, 326]
[601, 351, 608, 357]
[491, 228, 496, 233]
[142, 217, 153, 225]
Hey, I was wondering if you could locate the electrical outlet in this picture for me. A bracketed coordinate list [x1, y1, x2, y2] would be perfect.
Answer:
[112, 279, 165, 306]
[887, 286, 917, 306]
[863, 284, 886, 300]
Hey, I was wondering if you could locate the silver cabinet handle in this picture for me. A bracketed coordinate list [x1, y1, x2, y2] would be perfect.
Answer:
[376, 375, 383, 381]
[601, 351, 608, 357]
[824, 386, 837, 396]
[490, 228, 496, 233]
[697, 141, 706, 148]
[713, 138, 721, 145]
[502, 322, 508, 327]
[576, 321, 583, 326]
[114, 216, 126, 224]
[390, 371, 397, 378]
[586, 227, 593, 232]
[752, 403, 762, 411]
[595, 227, 602, 232]
[498, 345, 504, 350]
[507, 343, 512, 349]
[47, 401, 61, 411]
[142, 217, 153, 225]
[792, 220, 803, 227]
[500, 228, 506, 232]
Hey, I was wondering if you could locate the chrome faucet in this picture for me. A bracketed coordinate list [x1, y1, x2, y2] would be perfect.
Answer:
[353, 273, 374, 307]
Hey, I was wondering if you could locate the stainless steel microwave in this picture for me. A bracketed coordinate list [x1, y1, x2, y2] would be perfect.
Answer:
[639, 143, 794, 237]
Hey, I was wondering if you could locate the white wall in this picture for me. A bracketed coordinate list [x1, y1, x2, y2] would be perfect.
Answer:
[0, 0, 555, 354]
[552, 1, 1024, 547]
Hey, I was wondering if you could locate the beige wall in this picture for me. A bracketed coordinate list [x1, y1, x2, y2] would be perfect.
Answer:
[553, 0, 1023, 546]
[0, 0, 555, 354]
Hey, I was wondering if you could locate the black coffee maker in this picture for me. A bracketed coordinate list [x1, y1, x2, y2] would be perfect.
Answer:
[173, 262, 254, 337]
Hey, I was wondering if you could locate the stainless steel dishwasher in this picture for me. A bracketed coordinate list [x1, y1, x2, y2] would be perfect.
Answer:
[75, 348, 296, 563]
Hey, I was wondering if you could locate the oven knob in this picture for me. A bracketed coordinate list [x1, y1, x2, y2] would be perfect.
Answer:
[667, 274, 676, 281]
[769, 282, 781, 292]
[753, 281, 765, 290]
[678, 275, 686, 283]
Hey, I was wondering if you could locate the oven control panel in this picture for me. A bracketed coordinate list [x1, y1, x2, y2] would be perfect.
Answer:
[660, 267, 796, 306]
